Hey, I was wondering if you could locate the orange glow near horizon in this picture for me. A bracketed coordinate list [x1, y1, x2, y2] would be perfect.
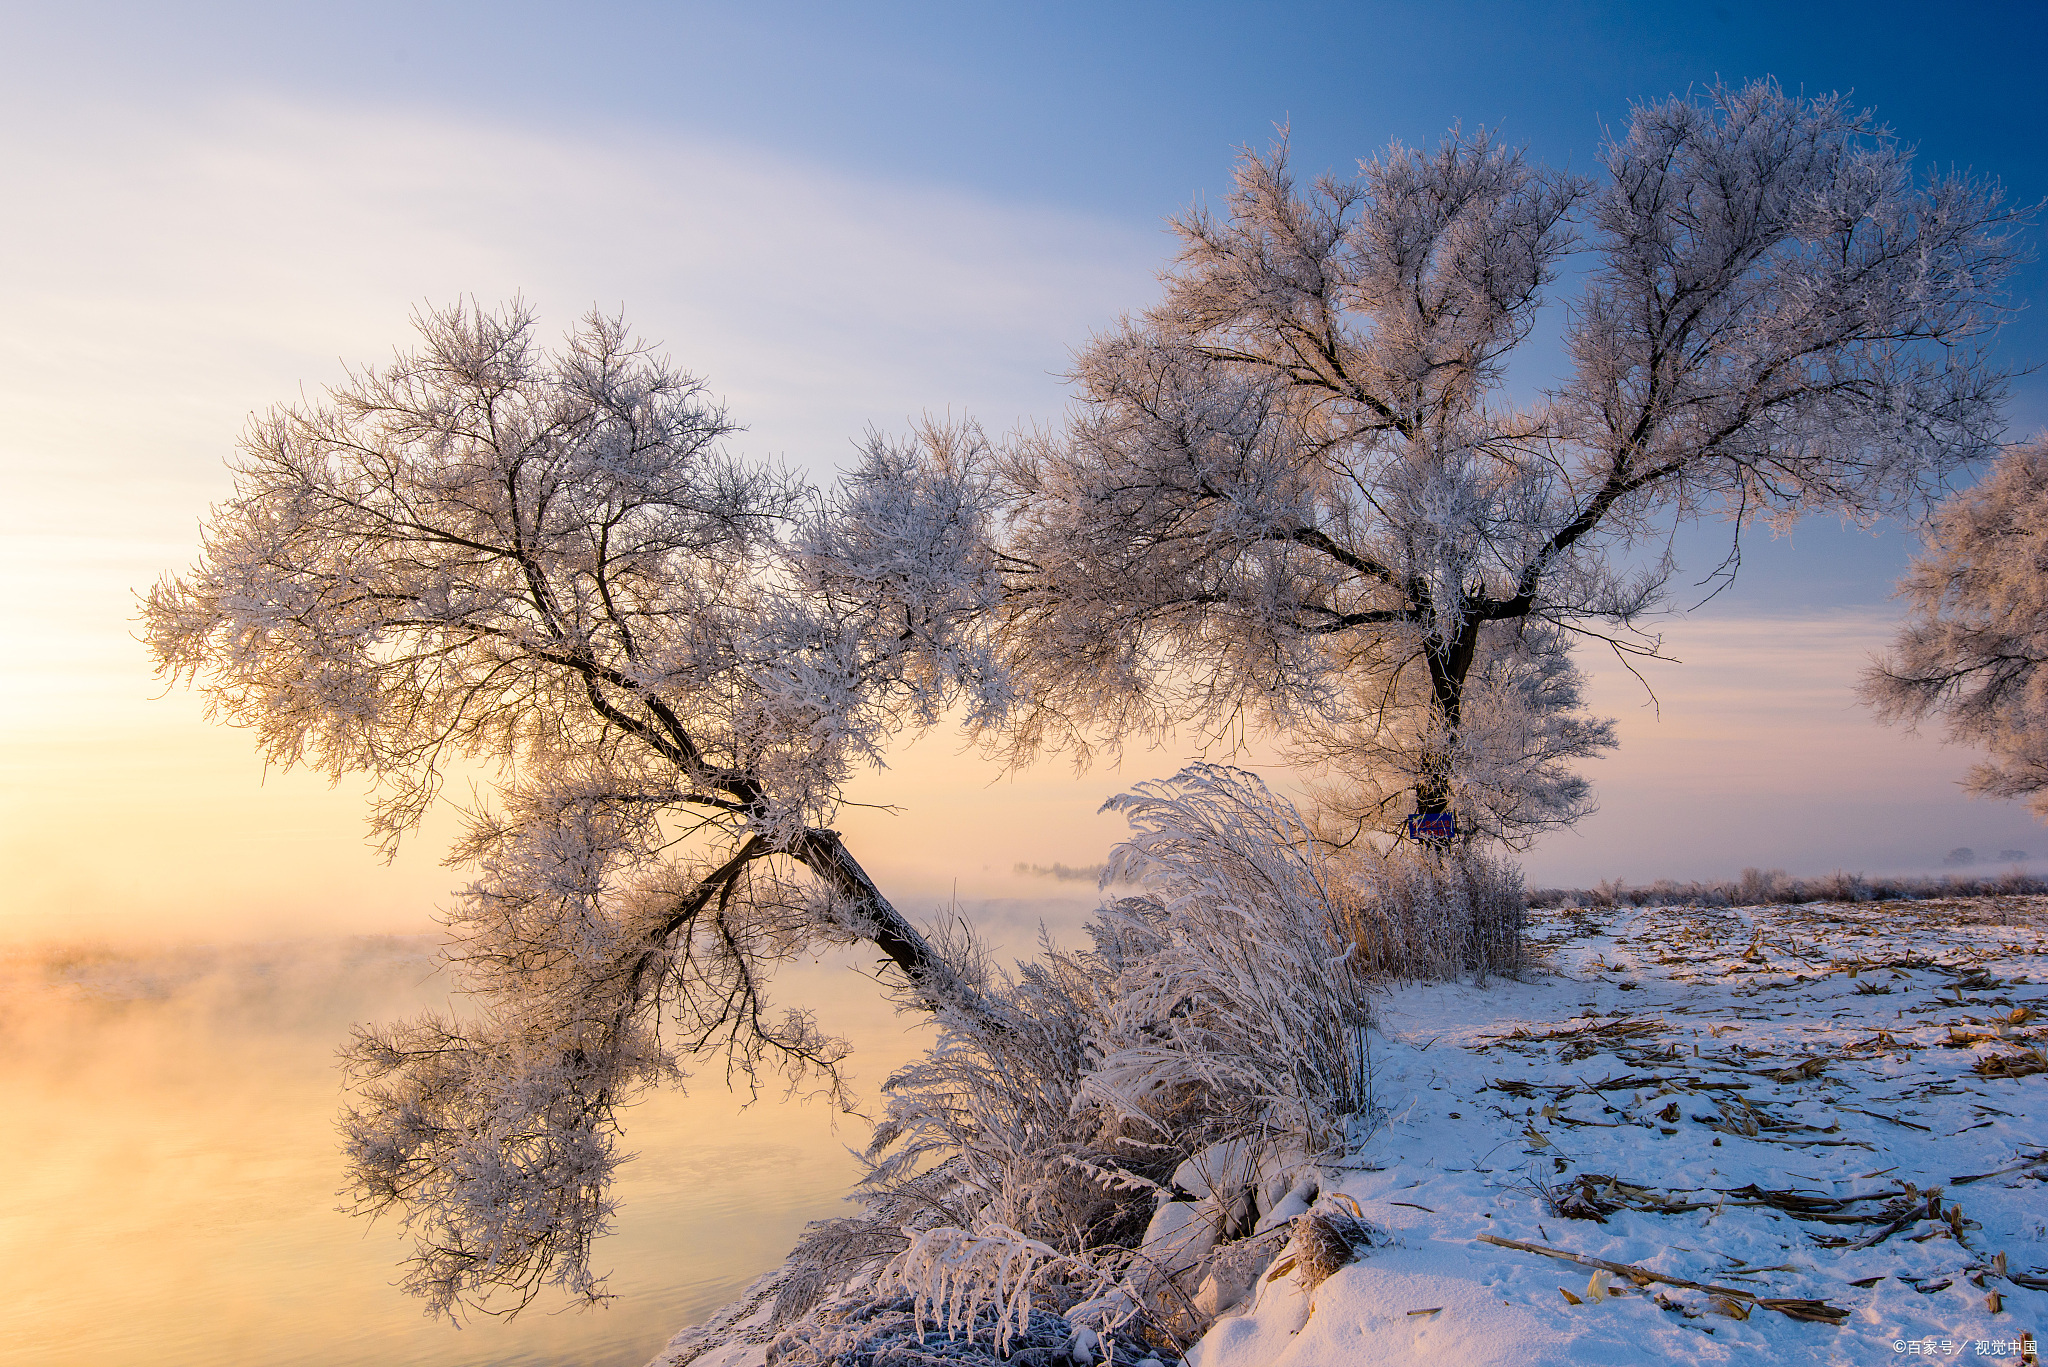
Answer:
[2, 592, 2026, 949]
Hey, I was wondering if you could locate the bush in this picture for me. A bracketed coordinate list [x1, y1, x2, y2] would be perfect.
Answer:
[1086, 765, 1377, 1150]
[1738, 867, 1787, 904]
[1527, 867, 2048, 909]
[1333, 842, 1527, 981]
[762, 766, 1515, 1361]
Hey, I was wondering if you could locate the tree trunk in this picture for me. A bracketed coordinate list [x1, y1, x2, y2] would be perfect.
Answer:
[1416, 616, 1483, 818]
[791, 827, 986, 1019]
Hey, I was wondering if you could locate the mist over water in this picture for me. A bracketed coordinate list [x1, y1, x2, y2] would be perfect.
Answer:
[0, 933, 956, 1367]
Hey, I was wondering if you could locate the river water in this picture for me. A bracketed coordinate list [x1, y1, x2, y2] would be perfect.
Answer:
[0, 935, 944, 1367]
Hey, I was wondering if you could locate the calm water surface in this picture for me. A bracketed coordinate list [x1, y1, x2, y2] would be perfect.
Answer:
[0, 937, 934, 1367]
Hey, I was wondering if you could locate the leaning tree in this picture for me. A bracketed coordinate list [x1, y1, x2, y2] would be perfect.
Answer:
[972, 80, 2026, 845]
[144, 301, 1011, 1316]
[1862, 435, 2048, 820]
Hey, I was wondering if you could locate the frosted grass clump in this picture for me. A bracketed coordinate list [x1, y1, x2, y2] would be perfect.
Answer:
[789, 766, 1402, 1360]
[1085, 765, 1375, 1151]
[1335, 840, 1527, 982]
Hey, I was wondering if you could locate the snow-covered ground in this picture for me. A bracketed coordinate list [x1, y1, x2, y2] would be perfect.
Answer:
[1192, 897, 2048, 1366]
[655, 896, 2048, 1367]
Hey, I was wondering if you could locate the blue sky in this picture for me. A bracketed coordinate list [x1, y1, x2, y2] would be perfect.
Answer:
[15, 3, 2046, 232]
[17, 0, 2040, 568]
[4, 1, 2048, 940]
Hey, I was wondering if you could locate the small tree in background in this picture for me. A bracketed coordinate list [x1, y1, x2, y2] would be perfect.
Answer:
[978, 80, 2024, 843]
[1862, 436, 2048, 820]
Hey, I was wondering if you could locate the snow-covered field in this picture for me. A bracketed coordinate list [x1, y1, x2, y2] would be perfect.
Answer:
[1192, 897, 2048, 1366]
[655, 896, 2048, 1367]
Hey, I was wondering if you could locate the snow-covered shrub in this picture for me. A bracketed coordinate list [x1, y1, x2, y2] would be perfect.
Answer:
[859, 931, 1171, 1252]
[1332, 840, 1526, 981]
[873, 1223, 1176, 1362]
[1526, 866, 2048, 909]
[884, 1225, 1067, 1355]
[1814, 869, 1875, 903]
[778, 766, 1385, 1359]
[852, 765, 1376, 1262]
[1738, 867, 1788, 904]
[776, 929, 1181, 1352]
[765, 1291, 1087, 1367]
[767, 1222, 1173, 1365]
[1086, 765, 1376, 1156]
[772, 1213, 924, 1329]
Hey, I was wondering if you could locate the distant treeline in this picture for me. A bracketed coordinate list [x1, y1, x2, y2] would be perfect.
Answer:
[1529, 866, 2048, 909]
[1014, 861, 1112, 883]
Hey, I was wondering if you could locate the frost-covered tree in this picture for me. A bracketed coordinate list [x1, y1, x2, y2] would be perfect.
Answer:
[1862, 436, 2048, 820]
[976, 80, 2024, 839]
[143, 301, 1008, 1317]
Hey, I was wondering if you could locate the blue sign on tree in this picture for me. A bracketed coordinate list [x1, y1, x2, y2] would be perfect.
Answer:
[1406, 813, 1456, 842]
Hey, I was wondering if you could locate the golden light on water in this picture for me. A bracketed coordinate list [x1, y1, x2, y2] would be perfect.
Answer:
[0, 939, 944, 1366]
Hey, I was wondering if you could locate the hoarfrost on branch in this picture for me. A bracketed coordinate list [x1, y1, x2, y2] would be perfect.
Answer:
[1862, 436, 2048, 820]
[958, 80, 2025, 843]
[143, 301, 1009, 1317]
